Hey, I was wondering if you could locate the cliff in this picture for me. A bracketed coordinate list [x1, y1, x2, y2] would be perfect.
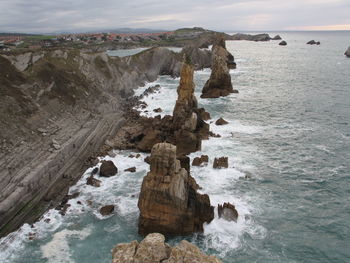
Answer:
[0, 46, 211, 237]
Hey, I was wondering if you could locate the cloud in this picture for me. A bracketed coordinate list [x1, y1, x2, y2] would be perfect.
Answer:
[0, 0, 349, 33]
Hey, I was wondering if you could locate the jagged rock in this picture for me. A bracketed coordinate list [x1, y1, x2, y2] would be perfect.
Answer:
[272, 35, 282, 40]
[178, 155, 190, 173]
[137, 129, 162, 152]
[213, 157, 228, 169]
[144, 156, 151, 164]
[153, 108, 162, 113]
[86, 175, 101, 187]
[138, 143, 214, 236]
[181, 45, 212, 70]
[99, 160, 118, 177]
[209, 131, 221, 138]
[307, 40, 317, 45]
[112, 233, 221, 263]
[279, 41, 287, 46]
[345, 47, 350, 57]
[201, 38, 235, 98]
[215, 117, 229, 126]
[124, 167, 136, 173]
[192, 155, 209, 166]
[218, 202, 238, 222]
[100, 205, 114, 216]
[196, 108, 211, 121]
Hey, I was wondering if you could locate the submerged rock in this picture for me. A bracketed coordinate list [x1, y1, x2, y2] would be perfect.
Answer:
[213, 157, 228, 169]
[307, 40, 320, 45]
[215, 117, 229, 126]
[279, 41, 287, 46]
[201, 38, 236, 98]
[218, 202, 238, 222]
[345, 47, 350, 57]
[138, 143, 214, 236]
[99, 160, 118, 177]
[124, 167, 136, 172]
[112, 233, 221, 263]
[100, 205, 115, 216]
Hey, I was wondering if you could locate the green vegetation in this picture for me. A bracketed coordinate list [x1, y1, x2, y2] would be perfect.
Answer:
[25, 35, 57, 40]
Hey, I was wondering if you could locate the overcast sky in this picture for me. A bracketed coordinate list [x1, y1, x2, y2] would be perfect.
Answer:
[0, 0, 350, 33]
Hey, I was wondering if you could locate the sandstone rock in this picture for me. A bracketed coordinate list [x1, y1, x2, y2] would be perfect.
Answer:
[99, 205, 114, 216]
[213, 157, 228, 169]
[86, 175, 101, 187]
[138, 143, 214, 236]
[178, 155, 190, 173]
[201, 38, 235, 98]
[215, 117, 229, 126]
[345, 47, 350, 57]
[218, 202, 238, 222]
[192, 155, 209, 166]
[272, 35, 282, 40]
[99, 160, 118, 177]
[112, 233, 221, 263]
[279, 41, 287, 46]
[196, 108, 211, 121]
[124, 167, 136, 173]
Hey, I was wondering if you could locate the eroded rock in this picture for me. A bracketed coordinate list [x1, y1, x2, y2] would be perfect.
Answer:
[100, 205, 114, 216]
[124, 167, 136, 173]
[99, 160, 118, 177]
[192, 155, 209, 166]
[218, 202, 238, 222]
[215, 117, 229, 126]
[86, 175, 101, 187]
[213, 157, 228, 169]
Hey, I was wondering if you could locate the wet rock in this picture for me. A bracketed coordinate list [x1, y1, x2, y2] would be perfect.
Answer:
[135, 153, 141, 158]
[144, 156, 151, 164]
[307, 40, 316, 45]
[137, 129, 162, 152]
[192, 155, 209, 166]
[153, 108, 162, 113]
[100, 205, 115, 216]
[218, 202, 238, 222]
[86, 175, 101, 187]
[213, 157, 228, 169]
[91, 167, 99, 175]
[112, 233, 222, 263]
[138, 143, 214, 236]
[99, 160, 118, 177]
[124, 167, 136, 173]
[209, 131, 221, 138]
[215, 117, 229, 126]
[279, 41, 287, 46]
[196, 108, 211, 121]
[201, 38, 236, 98]
[178, 155, 190, 173]
[272, 35, 282, 40]
[345, 47, 350, 57]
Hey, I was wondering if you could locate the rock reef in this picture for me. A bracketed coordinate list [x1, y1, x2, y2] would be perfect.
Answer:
[112, 233, 221, 263]
[138, 143, 214, 236]
[201, 39, 236, 98]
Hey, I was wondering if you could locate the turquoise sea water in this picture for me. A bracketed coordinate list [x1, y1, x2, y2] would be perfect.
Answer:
[1, 31, 350, 262]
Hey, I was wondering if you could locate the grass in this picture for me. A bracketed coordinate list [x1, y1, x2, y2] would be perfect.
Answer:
[25, 35, 57, 40]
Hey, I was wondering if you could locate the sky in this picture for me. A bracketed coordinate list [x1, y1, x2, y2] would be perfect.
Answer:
[0, 0, 350, 33]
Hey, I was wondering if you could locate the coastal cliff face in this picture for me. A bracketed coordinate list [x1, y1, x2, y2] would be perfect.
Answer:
[0, 46, 211, 237]
[138, 143, 214, 236]
[112, 233, 221, 263]
[201, 39, 236, 98]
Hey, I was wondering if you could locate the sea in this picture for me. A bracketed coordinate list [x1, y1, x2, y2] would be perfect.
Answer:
[1, 31, 349, 263]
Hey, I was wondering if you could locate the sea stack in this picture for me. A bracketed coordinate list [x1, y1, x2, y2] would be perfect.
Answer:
[345, 47, 350, 57]
[138, 143, 214, 236]
[201, 38, 237, 98]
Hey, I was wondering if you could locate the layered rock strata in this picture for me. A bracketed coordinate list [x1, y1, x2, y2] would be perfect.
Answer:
[112, 233, 222, 263]
[201, 39, 237, 98]
[138, 143, 214, 236]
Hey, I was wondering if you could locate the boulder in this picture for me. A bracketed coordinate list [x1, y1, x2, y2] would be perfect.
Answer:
[153, 108, 162, 113]
[112, 233, 222, 263]
[99, 160, 118, 177]
[99, 205, 115, 216]
[138, 143, 214, 236]
[215, 117, 229, 126]
[272, 35, 282, 40]
[86, 175, 101, 187]
[192, 155, 209, 166]
[201, 38, 236, 98]
[209, 131, 221, 138]
[279, 41, 287, 46]
[218, 202, 238, 222]
[213, 157, 228, 169]
[345, 47, 350, 57]
[124, 167, 136, 172]
[307, 40, 317, 45]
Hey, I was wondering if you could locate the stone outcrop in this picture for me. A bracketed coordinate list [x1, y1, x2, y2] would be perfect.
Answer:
[215, 117, 229, 125]
[272, 35, 282, 40]
[112, 233, 222, 263]
[99, 205, 115, 216]
[279, 41, 287, 46]
[138, 143, 214, 236]
[192, 155, 209, 166]
[231, 33, 272, 42]
[307, 40, 320, 45]
[213, 157, 228, 169]
[345, 47, 350, 57]
[218, 202, 238, 222]
[201, 39, 237, 98]
[99, 160, 118, 177]
[86, 175, 101, 187]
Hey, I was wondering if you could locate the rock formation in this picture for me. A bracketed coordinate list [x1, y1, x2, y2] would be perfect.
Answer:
[201, 39, 237, 98]
[112, 233, 222, 263]
[279, 41, 287, 46]
[213, 157, 228, 169]
[215, 117, 229, 125]
[99, 160, 118, 177]
[231, 33, 272, 42]
[272, 35, 282, 40]
[138, 143, 214, 236]
[100, 205, 115, 216]
[192, 155, 209, 166]
[345, 47, 350, 57]
[218, 202, 238, 222]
